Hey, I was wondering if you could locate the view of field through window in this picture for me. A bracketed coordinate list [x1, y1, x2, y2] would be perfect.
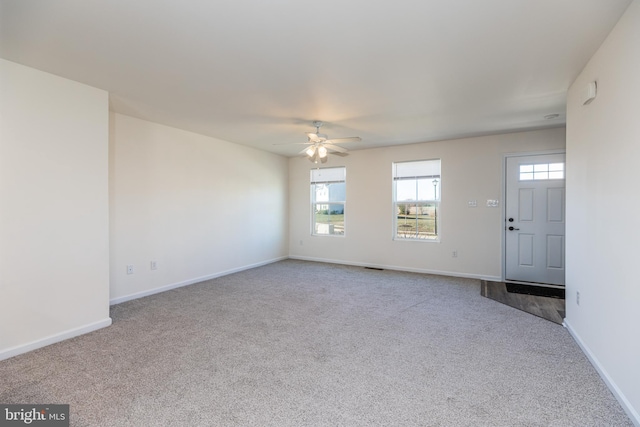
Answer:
[396, 203, 438, 239]
[393, 160, 441, 240]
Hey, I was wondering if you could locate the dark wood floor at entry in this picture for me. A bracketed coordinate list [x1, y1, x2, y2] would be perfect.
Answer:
[481, 281, 565, 325]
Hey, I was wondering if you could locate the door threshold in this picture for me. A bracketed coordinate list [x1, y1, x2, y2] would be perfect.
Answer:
[505, 280, 565, 289]
[505, 282, 565, 299]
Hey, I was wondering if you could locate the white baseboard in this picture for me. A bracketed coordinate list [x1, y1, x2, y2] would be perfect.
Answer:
[288, 255, 502, 282]
[0, 318, 112, 362]
[564, 320, 640, 426]
[110, 256, 288, 305]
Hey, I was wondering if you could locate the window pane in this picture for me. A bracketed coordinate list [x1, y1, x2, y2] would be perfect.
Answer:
[327, 182, 346, 202]
[534, 171, 548, 180]
[520, 165, 534, 173]
[521, 163, 565, 181]
[396, 203, 437, 240]
[416, 179, 429, 200]
[417, 178, 440, 200]
[315, 184, 329, 202]
[417, 178, 440, 201]
[313, 180, 346, 202]
[313, 203, 344, 235]
[396, 179, 417, 201]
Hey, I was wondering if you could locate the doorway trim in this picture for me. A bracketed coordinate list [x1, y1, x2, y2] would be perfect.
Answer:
[501, 149, 566, 287]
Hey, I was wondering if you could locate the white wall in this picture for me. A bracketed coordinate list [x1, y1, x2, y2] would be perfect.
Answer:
[109, 113, 289, 303]
[565, 1, 640, 423]
[0, 59, 111, 360]
[289, 128, 565, 279]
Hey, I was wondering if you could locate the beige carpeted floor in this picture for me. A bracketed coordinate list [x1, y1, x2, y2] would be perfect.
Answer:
[0, 260, 632, 426]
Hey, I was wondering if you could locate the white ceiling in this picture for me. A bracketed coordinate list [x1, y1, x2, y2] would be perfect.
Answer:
[0, 0, 632, 157]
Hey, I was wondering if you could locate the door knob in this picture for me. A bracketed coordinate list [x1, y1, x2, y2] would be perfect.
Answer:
[508, 226, 520, 231]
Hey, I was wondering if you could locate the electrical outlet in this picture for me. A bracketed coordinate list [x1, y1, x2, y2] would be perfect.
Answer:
[150, 261, 157, 270]
[126, 265, 134, 275]
[576, 291, 580, 306]
[452, 250, 458, 258]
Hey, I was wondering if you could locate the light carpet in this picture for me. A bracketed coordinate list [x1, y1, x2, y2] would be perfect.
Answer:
[0, 260, 632, 426]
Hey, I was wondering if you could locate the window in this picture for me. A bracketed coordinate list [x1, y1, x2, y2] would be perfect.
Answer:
[519, 163, 564, 181]
[393, 160, 441, 241]
[311, 167, 346, 236]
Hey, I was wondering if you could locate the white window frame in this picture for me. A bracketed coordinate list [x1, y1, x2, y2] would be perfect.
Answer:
[310, 167, 346, 237]
[392, 159, 441, 242]
[519, 162, 565, 181]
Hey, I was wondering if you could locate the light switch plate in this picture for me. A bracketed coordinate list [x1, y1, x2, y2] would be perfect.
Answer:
[486, 199, 500, 207]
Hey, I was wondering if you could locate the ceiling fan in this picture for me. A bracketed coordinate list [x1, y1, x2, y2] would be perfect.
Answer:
[282, 121, 361, 163]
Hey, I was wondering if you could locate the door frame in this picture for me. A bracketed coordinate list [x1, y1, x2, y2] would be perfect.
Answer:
[501, 149, 566, 287]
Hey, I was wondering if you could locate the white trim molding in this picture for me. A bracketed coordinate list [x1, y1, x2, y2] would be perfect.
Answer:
[564, 320, 640, 426]
[288, 255, 501, 282]
[0, 318, 112, 362]
[110, 256, 288, 305]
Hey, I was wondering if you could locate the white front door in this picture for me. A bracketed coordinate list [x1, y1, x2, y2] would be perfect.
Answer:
[505, 154, 566, 286]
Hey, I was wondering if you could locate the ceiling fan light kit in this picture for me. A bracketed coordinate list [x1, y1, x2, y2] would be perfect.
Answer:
[305, 146, 316, 157]
[309, 152, 328, 164]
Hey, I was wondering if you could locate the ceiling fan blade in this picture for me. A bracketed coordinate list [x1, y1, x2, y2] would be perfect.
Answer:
[325, 136, 361, 144]
[323, 143, 348, 153]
